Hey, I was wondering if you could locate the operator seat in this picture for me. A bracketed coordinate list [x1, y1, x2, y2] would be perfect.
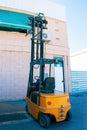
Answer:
[43, 77, 55, 93]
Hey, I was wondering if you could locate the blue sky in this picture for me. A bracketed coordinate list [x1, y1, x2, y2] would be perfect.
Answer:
[50, 0, 87, 53]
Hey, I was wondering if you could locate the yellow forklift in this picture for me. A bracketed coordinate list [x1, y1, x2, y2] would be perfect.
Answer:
[26, 13, 71, 128]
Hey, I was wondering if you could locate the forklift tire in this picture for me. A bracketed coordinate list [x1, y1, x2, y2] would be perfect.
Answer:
[65, 110, 72, 121]
[39, 114, 51, 128]
[25, 105, 30, 114]
[25, 105, 28, 112]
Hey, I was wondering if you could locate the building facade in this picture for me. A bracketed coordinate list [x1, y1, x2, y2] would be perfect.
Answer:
[71, 49, 87, 93]
[0, 0, 71, 100]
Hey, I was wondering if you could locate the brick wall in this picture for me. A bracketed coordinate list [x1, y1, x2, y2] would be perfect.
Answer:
[0, 31, 31, 100]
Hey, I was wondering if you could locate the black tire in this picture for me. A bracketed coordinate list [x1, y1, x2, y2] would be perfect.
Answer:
[66, 110, 72, 121]
[39, 114, 51, 128]
[25, 105, 28, 111]
[25, 105, 30, 114]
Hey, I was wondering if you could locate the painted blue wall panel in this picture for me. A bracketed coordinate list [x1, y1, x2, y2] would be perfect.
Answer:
[72, 71, 87, 93]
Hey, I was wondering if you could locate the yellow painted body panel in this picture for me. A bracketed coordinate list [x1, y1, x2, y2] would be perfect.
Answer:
[26, 91, 71, 122]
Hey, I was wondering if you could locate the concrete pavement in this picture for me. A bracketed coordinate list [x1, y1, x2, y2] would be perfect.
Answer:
[0, 92, 87, 130]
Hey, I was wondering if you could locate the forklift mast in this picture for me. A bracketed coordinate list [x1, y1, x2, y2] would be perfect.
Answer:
[27, 13, 48, 96]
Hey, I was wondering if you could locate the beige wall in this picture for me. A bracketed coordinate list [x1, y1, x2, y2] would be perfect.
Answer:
[45, 17, 69, 57]
[0, 51, 29, 100]
[0, 16, 71, 100]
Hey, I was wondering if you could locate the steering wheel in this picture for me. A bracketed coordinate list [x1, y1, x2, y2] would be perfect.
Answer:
[34, 76, 40, 80]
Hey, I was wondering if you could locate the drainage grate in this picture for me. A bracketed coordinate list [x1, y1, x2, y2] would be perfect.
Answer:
[0, 113, 28, 123]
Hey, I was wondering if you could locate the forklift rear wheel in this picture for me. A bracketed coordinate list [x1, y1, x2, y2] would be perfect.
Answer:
[66, 110, 72, 121]
[39, 114, 51, 128]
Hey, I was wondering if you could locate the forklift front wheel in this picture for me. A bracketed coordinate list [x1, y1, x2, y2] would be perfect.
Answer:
[25, 105, 28, 112]
[39, 114, 51, 128]
[25, 105, 30, 114]
[66, 110, 72, 121]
